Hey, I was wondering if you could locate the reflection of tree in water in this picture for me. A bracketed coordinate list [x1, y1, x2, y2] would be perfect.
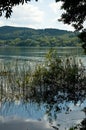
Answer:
[78, 108, 86, 130]
[70, 118, 86, 130]
[80, 118, 86, 130]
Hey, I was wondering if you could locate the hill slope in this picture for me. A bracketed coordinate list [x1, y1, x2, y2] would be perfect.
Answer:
[0, 26, 81, 47]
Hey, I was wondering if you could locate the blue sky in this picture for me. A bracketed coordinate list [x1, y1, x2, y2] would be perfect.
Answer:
[0, 0, 75, 31]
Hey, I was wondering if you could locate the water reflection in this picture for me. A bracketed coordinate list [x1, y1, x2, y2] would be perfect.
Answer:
[0, 101, 45, 120]
[0, 47, 84, 60]
[0, 116, 53, 130]
[0, 100, 86, 130]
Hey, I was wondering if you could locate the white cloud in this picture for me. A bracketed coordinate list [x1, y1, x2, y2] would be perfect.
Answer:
[0, 3, 44, 28]
[48, 1, 74, 31]
[0, 21, 4, 26]
[0, 1, 75, 31]
[13, 3, 44, 23]
[49, 1, 63, 14]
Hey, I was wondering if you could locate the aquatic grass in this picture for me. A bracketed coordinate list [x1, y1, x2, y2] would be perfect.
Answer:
[0, 59, 34, 102]
[0, 50, 86, 105]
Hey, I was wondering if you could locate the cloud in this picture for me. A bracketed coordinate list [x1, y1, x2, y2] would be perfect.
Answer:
[48, 1, 74, 31]
[0, 3, 44, 28]
[13, 3, 44, 25]
[0, 21, 4, 26]
[49, 1, 63, 14]
[14, 4, 44, 22]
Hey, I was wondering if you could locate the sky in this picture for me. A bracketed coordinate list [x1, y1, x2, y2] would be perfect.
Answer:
[0, 0, 75, 31]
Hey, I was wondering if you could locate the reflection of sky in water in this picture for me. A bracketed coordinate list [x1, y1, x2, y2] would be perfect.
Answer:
[52, 111, 85, 130]
[0, 101, 46, 120]
[0, 100, 86, 130]
[0, 116, 53, 130]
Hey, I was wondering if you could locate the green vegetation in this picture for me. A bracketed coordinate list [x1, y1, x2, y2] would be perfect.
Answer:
[29, 49, 86, 104]
[0, 49, 86, 104]
[0, 26, 81, 47]
[0, 59, 36, 101]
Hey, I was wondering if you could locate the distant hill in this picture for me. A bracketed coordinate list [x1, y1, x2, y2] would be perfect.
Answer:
[0, 26, 81, 47]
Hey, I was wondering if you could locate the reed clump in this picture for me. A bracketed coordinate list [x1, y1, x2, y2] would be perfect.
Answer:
[29, 49, 86, 104]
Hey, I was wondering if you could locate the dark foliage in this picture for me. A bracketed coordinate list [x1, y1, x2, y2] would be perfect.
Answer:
[80, 118, 86, 130]
[78, 29, 86, 52]
[0, 0, 38, 18]
[56, 0, 86, 31]
[56, 0, 86, 52]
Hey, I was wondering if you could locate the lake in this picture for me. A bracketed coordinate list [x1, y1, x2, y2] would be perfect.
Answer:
[0, 46, 84, 59]
[0, 47, 86, 130]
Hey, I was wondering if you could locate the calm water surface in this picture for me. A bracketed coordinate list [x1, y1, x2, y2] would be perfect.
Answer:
[0, 47, 84, 59]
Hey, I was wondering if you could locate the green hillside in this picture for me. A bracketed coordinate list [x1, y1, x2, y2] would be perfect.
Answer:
[0, 26, 81, 47]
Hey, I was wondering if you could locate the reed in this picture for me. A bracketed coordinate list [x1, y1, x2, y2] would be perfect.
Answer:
[0, 59, 33, 102]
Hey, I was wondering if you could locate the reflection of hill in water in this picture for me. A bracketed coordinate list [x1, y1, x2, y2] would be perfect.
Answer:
[0, 47, 84, 57]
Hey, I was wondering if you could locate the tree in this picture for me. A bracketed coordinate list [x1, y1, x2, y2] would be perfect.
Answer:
[0, 0, 38, 18]
[55, 0, 86, 51]
[56, 0, 86, 30]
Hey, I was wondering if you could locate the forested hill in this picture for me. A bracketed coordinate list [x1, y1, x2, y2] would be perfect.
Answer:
[0, 26, 81, 47]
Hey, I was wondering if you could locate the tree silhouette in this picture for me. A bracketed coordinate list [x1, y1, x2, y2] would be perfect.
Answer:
[0, 0, 38, 18]
[56, 0, 86, 30]
[56, 0, 86, 51]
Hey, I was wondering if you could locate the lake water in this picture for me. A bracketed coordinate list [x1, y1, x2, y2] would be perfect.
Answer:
[0, 46, 84, 59]
[0, 47, 86, 130]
